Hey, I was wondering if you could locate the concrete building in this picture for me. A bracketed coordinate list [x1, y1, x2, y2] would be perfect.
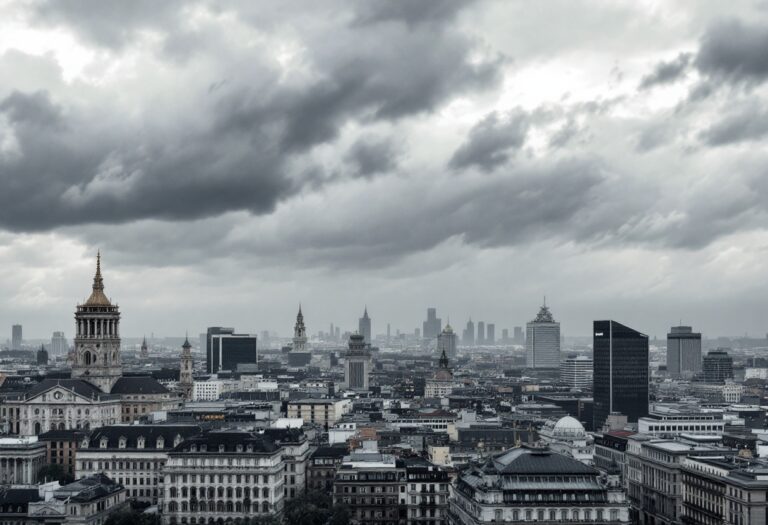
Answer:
[703, 349, 734, 383]
[286, 399, 351, 427]
[666, 326, 702, 378]
[51, 331, 68, 356]
[560, 354, 593, 390]
[526, 303, 560, 369]
[11, 324, 22, 351]
[486, 323, 495, 345]
[333, 450, 405, 525]
[538, 416, 594, 465]
[476, 322, 485, 346]
[307, 446, 347, 492]
[38, 429, 87, 477]
[437, 324, 457, 360]
[462, 319, 474, 346]
[345, 333, 371, 392]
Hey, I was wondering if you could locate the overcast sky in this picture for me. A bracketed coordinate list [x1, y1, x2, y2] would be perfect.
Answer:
[2, 0, 768, 341]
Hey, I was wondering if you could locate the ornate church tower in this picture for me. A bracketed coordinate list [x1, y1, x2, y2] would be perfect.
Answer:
[71, 253, 123, 392]
[292, 305, 307, 352]
[179, 336, 193, 400]
[140, 336, 148, 359]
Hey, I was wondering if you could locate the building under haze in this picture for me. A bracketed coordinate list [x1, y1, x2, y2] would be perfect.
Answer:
[50, 331, 67, 356]
[486, 323, 495, 345]
[703, 349, 734, 383]
[11, 324, 22, 350]
[593, 320, 649, 430]
[345, 333, 371, 392]
[462, 318, 475, 346]
[437, 323, 457, 359]
[423, 308, 442, 340]
[666, 325, 702, 378]
[206, 327, 258, 374]
[477, 321, 485, 345]
[358, 307, 371, 345]
[525, 303, 560, 368]
[514, 326, 524, 344]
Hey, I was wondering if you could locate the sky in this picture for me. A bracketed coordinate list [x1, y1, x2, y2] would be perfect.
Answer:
[2, 0, 768, 340]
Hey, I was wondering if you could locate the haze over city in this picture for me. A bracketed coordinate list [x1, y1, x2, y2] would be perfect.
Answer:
[2, 1, 768, 338]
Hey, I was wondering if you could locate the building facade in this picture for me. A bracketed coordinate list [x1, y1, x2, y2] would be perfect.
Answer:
[425, 350, 454, 398]
[526, 303, 560, 369]
[666, 326, 702, 378]
[593, 320, 649, 430]
[0, 437, 46, 484]
[359, 307, 372, 345]
[560, 355, 593, 391]
[437, 325, 457, 360]
[703, 349, 734, 383]
[179, 337, 194, 400]
[345, 333, 371, 392]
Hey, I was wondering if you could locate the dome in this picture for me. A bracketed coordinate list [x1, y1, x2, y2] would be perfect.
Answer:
[552, 416, 585, 438]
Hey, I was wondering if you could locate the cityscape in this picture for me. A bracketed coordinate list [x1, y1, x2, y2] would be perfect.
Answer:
[2, 2, 768, 525]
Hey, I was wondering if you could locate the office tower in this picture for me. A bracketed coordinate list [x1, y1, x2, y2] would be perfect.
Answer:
[525, 303, 560, 368]
[51, 331, 67, 356]
[462, 318, 475, 346]
[513, 326, 524, 344]
[260, 330, 271, 349]
[666, 325, 702, 378]
[345, 333, 371, 391]
[437, 324, 457, 359]
[179, 336, 193, 400]
[415, 328, 421, 339]
[11, 324, 22, 350]
[423, 308, 442, 339]
[501, 328, 509, 343]
[703, 349, 734, 383]
[593, 320, 649, 430]
[560, 354, 593, 390]
[335, 326, 341, 341]
[387, 323, 391, 344]
[486, 323, 495, 345]
[330, 323, 335, 342]
[206, 327, 257, 373]
[477, 322, 485, 345]
[358, 307, 372, 345]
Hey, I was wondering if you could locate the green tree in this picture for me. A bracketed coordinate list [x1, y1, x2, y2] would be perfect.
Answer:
[36, 464, 74, 484]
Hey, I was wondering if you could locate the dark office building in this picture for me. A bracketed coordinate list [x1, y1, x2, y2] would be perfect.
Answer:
[205, 327, 258, 373]
[593, 320, 649, 430]
[703, 349, 734, 383]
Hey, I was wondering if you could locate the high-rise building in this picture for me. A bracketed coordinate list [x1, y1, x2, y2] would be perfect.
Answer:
[560, 354, 593, 391]
[71, 253, 123, 392]
[703, 349, 734, 383]
[345, 333, 371, 392]
[179, 336, 193, 400]
[423, 308, 442, 339]
[477, 322, 485, 345]
[525, 303, 560, 368]
[37, 345, 49, 365]
[51, 331, 67, 356]
[666, 326, 702, 378]
[513, 326, 524, 345]
[437, 323, 457, 359]
[206, 327, 257, 374]
[11, 324, 22, 350]
[486, 323, 495, 345]
[501, 328, 509, 343]
[593, 320, 649, 430]
[462, 318, 475, 346]
[358, 307, 371, 345]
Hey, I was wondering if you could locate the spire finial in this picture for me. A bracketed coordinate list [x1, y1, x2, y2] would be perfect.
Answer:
[93, 251, 104, 292]
[543, 295, 546, 308]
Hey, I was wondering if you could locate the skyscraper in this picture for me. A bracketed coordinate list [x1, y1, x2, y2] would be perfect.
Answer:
[486, 323, 495, 345]
[11, 324, 22, 351]
[51, 331, 67, 356]
[501, 328, 509, 343]
[422, 308, 442, 339]
[462, 318, 475, 346]
[476, 322, 485, 345]
[206, 327, 258, 374]
[525, 303, 560, 368]
[666, 325, 702, 378]
[358, 307, 372, 345]
[593, 320, 649, 430]
[513, 326, 524, 344]
[437, 323, 457, 359]
[345, 333, 371, 392]
[703, 349, 733, 383]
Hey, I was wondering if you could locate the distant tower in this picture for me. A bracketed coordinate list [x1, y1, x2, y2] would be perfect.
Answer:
[179, 335, 193, 400]
[422, 308, 442, 339]
[486, 323, 496, 345]
[11, 324, 22, 351]
[666, 326, 702, 378]
[477, 322, 485, 345]
[345, 333, 371, 392]
[358, 307, 372, 345]
[437, 324, 457, 359]
[36, 345, 49, 366]
[71, 253, 123, 392]
[51, 331, 67, 356]
[293, 305, 308, 352]
[526, 300, 560, 368]
[140, 336, 149, 359]
[462, 318, 475, 346]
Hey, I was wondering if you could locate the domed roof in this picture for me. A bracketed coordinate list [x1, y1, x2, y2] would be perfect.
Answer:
[552, 416, 585, 438]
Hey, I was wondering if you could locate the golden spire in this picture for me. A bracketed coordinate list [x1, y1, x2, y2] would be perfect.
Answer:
[84, 251, 112, 306]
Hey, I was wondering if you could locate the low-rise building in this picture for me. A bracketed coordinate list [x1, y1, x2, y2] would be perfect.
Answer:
[333, 451, 406, 525]
[308, 446, 347, 492]
[287, 399, 351, 427]
[38, 430, 87, 478]
[0, 436, 47, 485]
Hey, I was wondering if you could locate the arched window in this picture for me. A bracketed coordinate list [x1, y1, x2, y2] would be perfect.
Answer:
[34, 422, 41, 435]
[243, 487, 249, 498]
[181, 502, 188, 512]
[181, 487, 188, 498]
[216, 501, 224, 512]
[198, 501, 206, 512]
[261, 502, 269, 513]
[226, 487, 232, 498]
[235, 487, 242, 498]
[170, 487, 178, 498]
[262, 488, 269, 499]
[208, 487, 215, 499]
[226, 502, 233, 513]
[168, 502, 178, 512]
[217, 487, 224, 498]
[235, 503, 242, 513]
[84, 352, 91, 365]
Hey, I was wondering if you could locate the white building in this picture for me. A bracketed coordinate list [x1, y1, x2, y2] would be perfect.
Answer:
[560, 355, 593, 390]
[0, 436, 47, 484]
[538, 416, 594, 465]
[425, 349, 455, 398]
[525, 302, 560, 368]
[192, 378, 236, 401]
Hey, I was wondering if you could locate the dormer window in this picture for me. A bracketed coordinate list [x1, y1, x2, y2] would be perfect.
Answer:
[100, 437, 108, 449]
[156, 437, 165, 449]
[190, 445, 197, 452]
[246, 445, 253, 453]
[201, 445, 207, 452]
[118, 437, 127, 449]
[137, 437, 145, 449]
[174, 434, 183, 447]
[81, 438, 90, 449]
[218, 444, 225, 453]
[236, 444, 243, 453]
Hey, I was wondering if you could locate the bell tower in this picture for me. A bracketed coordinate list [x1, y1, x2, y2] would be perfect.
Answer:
[179, 335, 193, 400]
[71, 253, 123, 392]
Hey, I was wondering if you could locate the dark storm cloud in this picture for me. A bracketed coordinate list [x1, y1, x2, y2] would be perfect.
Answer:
[0, 2, 501, 232]
[699, 101, 768, 146]
[449, 110, 530, 172]
[353, 0, 473, 27]
[639, 52, 692, 89]
[345, 137, 399, 177]
[695, 19, 768, 85]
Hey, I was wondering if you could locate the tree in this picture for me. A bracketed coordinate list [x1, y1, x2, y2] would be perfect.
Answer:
[282, 491, 349, 525]
[37, 464, 74, 484]
[104, 509, 160, 525]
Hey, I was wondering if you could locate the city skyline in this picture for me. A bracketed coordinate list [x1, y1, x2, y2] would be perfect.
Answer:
[2, 2, 768, 339]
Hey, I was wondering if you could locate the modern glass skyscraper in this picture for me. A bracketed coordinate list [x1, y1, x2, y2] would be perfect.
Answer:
[525, 303, 560, 368]
[593, 320, 649, 430]
[666, 325, 702, 378]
